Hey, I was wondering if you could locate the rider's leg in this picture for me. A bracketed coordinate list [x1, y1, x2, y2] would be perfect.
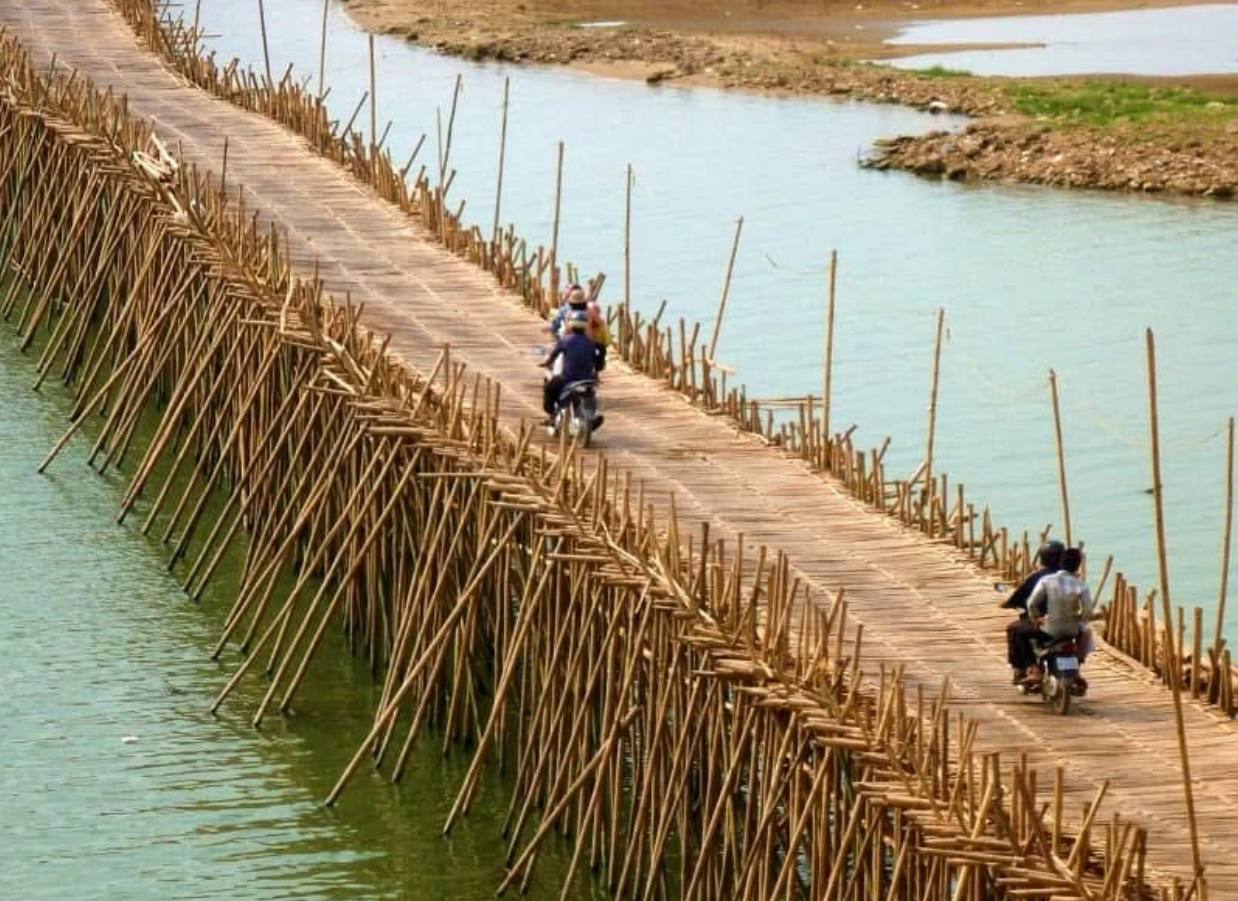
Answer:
[1078, 624, 1093, 662]
[1005, 620, 1021, 667]
[1075, 625, 1092, 694]
[543, 376, 564, 416]
[1021, 626, 1049, 683]
[1008, 618, 1036, 681]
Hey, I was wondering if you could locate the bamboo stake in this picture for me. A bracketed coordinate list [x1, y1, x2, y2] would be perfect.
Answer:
[317, 0, 329, 99]
[1216, 416, 1234, 662]
[1049, 368, 1072, 546]
[549, 139, 564, 303]
[257, 0, 273, 86]
[707, 215, 743, 363]
[491, 77, 509, 245]
[1147, 328, 1204, 881]
[823, 249, 837, 453]
[623, 163, 633, 318]
[367, 34, 376, 157]
[923, 308, 946, 528]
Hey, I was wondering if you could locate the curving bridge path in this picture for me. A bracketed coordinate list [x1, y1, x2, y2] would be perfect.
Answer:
[5, 0, 1238, 890]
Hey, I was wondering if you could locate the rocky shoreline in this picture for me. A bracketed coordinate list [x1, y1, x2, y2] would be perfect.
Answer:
[345, 0, 1238, 200]
[866, 122, 1238, 197]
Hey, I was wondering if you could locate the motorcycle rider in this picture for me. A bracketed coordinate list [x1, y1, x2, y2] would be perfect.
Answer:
[541, 310, 604, 430]
[1023, 547, 1093, 687]
[549, 283, 610, 371]
[1002, 540, 1065, 684]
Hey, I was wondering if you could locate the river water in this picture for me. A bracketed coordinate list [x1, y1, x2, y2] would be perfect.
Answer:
[0, 341, 593, 897]
[4, 0, 1238, 895]
[886, 3, 1238, 76]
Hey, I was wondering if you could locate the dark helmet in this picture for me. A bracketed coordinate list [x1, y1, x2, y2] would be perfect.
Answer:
[1062, 547, 1083, 574]
[566, 310, 589, 332]
[1037, 540, 1065, 569]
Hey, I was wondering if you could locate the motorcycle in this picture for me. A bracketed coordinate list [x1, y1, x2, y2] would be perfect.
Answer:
[1020, 634, 1087, 715]
[547, 379, 602, 447]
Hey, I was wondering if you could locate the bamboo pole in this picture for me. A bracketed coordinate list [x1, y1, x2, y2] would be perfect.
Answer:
[549, 139, 564, 303]
[368, 34, 377, 157]
[1216, 416, 1235, 662]
[823, 249, 838, 452]
[1147, 328, 1204, 882]
[707, 215, 743, 363]
[316, 0, 329, 99]
[491, 77, 509, 246]
[623, 163, 633, 317]
[923, 308, 946, 528]
[1049, 369, 1072, 546]
[442, 75, 462, 179]
[257, 0, 273, 86]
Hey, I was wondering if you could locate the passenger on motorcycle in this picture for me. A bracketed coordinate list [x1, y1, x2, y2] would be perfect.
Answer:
[1002, 540, 1065, 684]
[1023, 547, 1093, 686]
[548, 283, 610, 370]
[541, 310, 604, 428]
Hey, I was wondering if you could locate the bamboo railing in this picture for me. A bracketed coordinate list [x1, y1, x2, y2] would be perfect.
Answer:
[0, 23, 1173, 899]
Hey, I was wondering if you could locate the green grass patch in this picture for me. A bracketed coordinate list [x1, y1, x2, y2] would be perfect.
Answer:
[912, 64, 973, 79]
[1007, 80, 1238, 128]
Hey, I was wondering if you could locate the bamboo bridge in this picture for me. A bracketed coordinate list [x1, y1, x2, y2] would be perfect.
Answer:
[3, 1, 1238, 898]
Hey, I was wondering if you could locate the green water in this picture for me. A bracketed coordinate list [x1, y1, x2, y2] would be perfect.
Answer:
[0, 336, 597, 898]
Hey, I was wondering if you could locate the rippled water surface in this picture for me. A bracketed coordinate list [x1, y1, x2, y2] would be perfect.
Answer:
[0, 340, 593, 898]
[887, 3, 1238, 75]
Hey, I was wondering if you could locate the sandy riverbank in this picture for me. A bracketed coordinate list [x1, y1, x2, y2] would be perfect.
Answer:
[340, 0, 1238, 198]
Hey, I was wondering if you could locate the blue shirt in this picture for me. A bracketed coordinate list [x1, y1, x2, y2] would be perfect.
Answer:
[547, 332, 598, 384]
[550, 303, 572, 336]
[550, 302, 588, 337]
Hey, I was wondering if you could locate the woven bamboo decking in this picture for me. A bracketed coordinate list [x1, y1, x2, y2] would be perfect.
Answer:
[5, 0, 1238, 891]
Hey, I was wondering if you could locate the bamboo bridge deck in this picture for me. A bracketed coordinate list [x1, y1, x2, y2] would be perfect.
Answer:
[6, 0, 1238, 891]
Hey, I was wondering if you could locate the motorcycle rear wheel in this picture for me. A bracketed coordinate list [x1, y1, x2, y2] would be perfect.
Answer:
[570, 401, 592, 448]
[1055, 675, 1073, 715]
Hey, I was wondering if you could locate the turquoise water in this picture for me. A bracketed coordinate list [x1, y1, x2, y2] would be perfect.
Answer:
[887, 4, 1238, 76]
[199, 0, 1238, 623]
[0, 337, 594, 898]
